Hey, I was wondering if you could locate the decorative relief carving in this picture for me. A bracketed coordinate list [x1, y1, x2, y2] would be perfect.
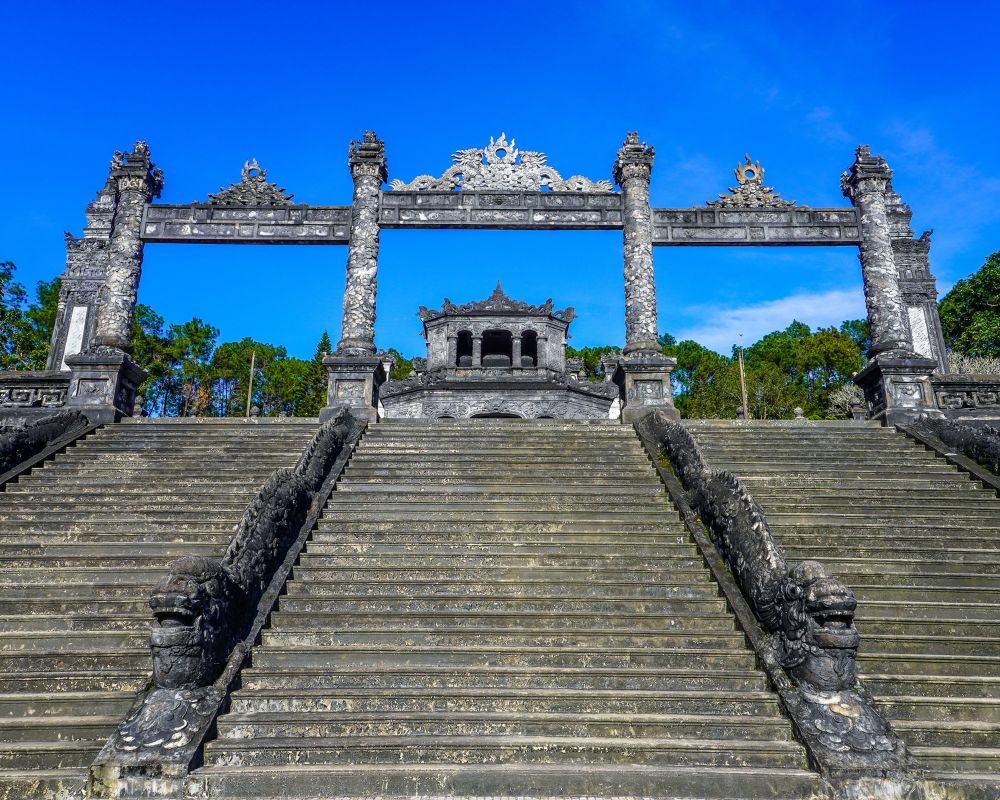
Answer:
[390, 133, 613, 193]
[206, 160, 296, 206]
[708, 154, 796, 208]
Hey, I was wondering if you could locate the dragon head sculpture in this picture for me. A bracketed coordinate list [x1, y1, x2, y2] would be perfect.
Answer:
[149, 556, 240, 690]
[775, 560, 860, 691]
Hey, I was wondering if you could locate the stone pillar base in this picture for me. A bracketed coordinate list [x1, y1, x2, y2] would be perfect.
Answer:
[322, 354, 385, 422]
[854, 353, 942, 427]
[615, 352, 680, 425]
[64, 349, 146, 424]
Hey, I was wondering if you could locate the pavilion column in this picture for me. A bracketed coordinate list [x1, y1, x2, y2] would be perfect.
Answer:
[446, 334, 458, 368]
[842, 145, 940, 424]
[614, 132, 659, 355]
[613, 132, 678, 424]
[64, 142, 160, 422]
[511, 335, 522, 368]
[472, 336, 483, 367]
[337, 132, 386, 356]
[323, 132, 388, 422]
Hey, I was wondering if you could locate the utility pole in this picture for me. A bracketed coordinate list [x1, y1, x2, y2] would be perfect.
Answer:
[737, 333, 750, 420]
[246, 350, 256, 418]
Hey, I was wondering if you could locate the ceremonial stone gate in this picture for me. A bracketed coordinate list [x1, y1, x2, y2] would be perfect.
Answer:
[33, 132, 948, 425]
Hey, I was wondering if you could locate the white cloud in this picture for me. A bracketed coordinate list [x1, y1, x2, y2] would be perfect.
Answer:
[674, 288, 867, 355]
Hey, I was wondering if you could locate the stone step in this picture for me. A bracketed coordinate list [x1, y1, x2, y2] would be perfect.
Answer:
[0, 714, 127, 743]
[300, 537, 701, 556]
[314, 521, 682, 534]
[277, 567, 712, 584]
[907, 745, 1000, 773]
[863, 674, 1000, 699]
[202, 735, 807, 770]
[0, 672, 146, 694]
[893, 720, 1000, 748]
[258, 630, 748, 651]
[337, 475, 656, 487]
[238, 665, 768, 693]
[214, 710, 795, 742]
[0, 692, 135, 718]
[226, 688, 784, 717]
[268, 610, 735, 633]
[283, 579, 723, 599]
[0, 739, 105, 769]
[251, 645, 760, 672]
[309, 532, 692, 546]
[0, 615, 148, 633]
[782, 549, 1000, 567]
[183, 763, 829, 799]
[318, 509, 679, 522]
[293, 552, 703, 569]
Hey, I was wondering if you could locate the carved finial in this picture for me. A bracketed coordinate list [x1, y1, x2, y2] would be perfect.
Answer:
[708, 154, 795, 208]
[613, 132, 655, 185]
[205, 159, 295, 206]
[841, 144, 892, 200]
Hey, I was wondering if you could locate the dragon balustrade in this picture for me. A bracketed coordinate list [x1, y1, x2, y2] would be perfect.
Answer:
[638, 410, 912, 779]
[0, 409, 89, 475]
[910, 415, 1000, 477]
[90, 409, 361, 797]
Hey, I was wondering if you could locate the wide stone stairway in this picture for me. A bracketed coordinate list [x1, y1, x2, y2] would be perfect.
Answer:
[189, 419, 827, 800]
[686, 420, 1000, 786]
[0, 418, 319, 799]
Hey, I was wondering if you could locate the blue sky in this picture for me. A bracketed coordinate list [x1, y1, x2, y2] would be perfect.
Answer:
[2, 1, 998, 358]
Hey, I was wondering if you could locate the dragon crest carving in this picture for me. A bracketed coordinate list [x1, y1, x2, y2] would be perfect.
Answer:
[390, 133, 613, 193]
[708, 154, 796, 208]
[205, 159, 296, 206]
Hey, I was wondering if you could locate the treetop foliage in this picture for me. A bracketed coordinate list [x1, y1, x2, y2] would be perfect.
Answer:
[939, 250, 1000, 358]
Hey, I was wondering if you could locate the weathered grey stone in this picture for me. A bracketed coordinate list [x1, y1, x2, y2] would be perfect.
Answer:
[381, 285, 616, 420]
[614, 133, 660, 355]
[337, 132, 386, 356]
[91, 142, 163, 354]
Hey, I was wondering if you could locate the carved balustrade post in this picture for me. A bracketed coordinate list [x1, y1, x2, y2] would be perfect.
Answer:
[613, 133, 679, 424]
[64, 142, 160, 422]
[842, 145, 940, 424]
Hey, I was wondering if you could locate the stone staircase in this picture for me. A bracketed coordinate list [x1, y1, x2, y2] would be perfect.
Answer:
[686, 419, 1000, 786]
[190, 419, 829, 800]
[0, 418, 319, 800]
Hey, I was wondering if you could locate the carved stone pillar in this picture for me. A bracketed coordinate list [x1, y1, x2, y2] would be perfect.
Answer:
[472, 336, 483, 368]
[321, 354, 385, 423]
[446, 334, 457, 368]
[91, 142, 162, 353]
[614, 133, 659, 355]
[842, 146, 939, 425]
[64, 143, 160, 423]
[46, 170, 118, 371]
[511, 335, 522, 368]
[841, 146, 913, 358]
[337, 132, 386, 356]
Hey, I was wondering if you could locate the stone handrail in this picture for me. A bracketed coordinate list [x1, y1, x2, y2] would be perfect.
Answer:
[636, 409, 911, 780]
[0, 410, 89, 474]
[90, 409, 362, 798]
[910, 415, 1000, 476]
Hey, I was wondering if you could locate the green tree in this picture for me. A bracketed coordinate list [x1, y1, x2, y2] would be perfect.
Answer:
[301, 332, 331, 416]
[939, 250, 1000, 357]
[386, 347, 414, 380]
[565, 344, 622, 380]
[0, 263, 60, 370]
[208, 338, 284, 417]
